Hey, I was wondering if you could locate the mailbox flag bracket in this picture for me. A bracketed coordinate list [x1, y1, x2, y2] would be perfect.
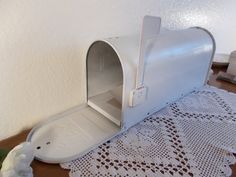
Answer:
[129, 16, 161, 107]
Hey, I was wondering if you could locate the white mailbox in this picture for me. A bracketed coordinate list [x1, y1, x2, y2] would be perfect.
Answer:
[27, 16, 215, 163]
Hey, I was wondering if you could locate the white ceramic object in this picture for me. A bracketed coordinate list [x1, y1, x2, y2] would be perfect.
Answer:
[227, 51, 236, 75]
[0, 142, 34, 177]
[27, 16, 215, 163]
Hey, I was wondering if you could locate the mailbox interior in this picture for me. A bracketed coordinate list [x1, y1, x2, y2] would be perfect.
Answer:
[87, 41, 123, 127]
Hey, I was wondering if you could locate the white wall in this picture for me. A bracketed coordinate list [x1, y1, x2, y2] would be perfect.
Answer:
[0, 0, 235, 140]
[158, 0, 236, 54]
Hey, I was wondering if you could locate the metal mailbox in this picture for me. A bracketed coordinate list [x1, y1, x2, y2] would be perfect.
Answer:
[27, 16, 215, 163]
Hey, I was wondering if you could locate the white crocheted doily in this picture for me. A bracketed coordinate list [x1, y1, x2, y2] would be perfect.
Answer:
[61, 86, 236, 177]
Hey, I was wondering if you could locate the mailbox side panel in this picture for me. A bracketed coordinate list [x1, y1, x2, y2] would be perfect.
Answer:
[110, 28, 215, 129]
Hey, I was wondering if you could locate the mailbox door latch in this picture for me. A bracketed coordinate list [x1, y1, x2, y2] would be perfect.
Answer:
[129, 86, 147, 107]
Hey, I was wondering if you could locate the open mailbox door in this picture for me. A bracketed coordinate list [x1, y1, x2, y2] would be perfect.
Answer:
[27, 106, 121, 163]
[27, 16, 215, 163]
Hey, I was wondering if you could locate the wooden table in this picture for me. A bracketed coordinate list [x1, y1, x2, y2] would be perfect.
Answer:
[0, 66, 236, 177]
[209, 66, 236, 93]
